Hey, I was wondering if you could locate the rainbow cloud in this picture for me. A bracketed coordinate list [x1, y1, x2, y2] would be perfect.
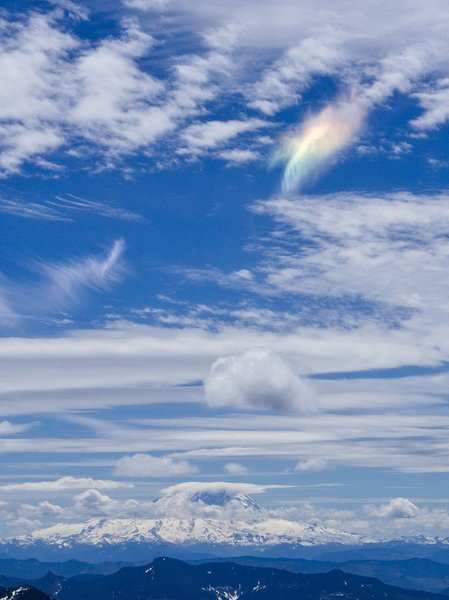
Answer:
[272, 94, 365, 194]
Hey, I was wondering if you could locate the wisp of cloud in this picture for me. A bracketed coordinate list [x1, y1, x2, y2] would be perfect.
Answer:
[272, 93, 365, 193]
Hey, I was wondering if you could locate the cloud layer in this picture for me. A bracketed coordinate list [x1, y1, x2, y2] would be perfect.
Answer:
[2, 2, 449, 174]
[115, 453, 199, 477]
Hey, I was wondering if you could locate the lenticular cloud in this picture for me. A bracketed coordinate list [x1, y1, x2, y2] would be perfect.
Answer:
[272, 93, 365, 193]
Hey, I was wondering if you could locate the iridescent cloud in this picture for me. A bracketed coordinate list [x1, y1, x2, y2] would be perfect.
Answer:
[272, 94, 365, 193]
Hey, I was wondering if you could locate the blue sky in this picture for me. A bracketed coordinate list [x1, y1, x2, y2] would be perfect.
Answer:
[1, 0, 449, 540]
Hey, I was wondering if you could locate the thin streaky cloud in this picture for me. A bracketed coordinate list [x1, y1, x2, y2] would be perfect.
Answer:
[0, 476, 132, 492]
[0, 192, 144, 222]
[50, 194, 145, 221]
[0, 196, 70, 221]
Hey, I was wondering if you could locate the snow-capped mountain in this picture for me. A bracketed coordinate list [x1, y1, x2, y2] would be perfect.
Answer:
[12, 515, 364, 550]
[150, 483, 266, 520]
[3, 483, 449, 562]
[0, 484, 368, 560]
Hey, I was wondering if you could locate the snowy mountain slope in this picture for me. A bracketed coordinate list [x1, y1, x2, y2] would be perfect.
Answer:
[3, 484, 449, 562]
[11, 516, 364, 549]
[0, 485, 369, 560]
[4, 485, 365, 552]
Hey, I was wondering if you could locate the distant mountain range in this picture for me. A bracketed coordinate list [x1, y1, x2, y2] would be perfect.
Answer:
[5, 555, 449, 595]
[1, 557, 449, 600]
[4, 489, 449, 564]
[0, 490, 367, 561]
[194, 555, 449, 594]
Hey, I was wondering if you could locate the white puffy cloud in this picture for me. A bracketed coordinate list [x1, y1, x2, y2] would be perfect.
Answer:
[0, 11, 77, 174]
[224, 462, 249, 475]
[204, 347, 316, 412]
[368, 497, 420, 519]
[218, 149, 261, 163]
[0, 10, 205, 173]
[179, 119, 268, 156]
[246, 30, 345, 115]
[410, 79, 449, 130]
[49, 0, 89, 20]
[123, 0, 171, 10]
[7, 517, 42, 532]
[72, 489, 119, 515]
[69, 20, 169, 154]
[0, 124, 62, 175]
[266, 499, 449, 540]
[115, 453, 199, 477]
[0, 499, 64, 535]
[0, 420, 35, 435]
[295, 458, 327, 472]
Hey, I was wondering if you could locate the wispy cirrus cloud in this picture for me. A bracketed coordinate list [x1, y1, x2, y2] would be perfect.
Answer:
[34, 239, 127, 310]
[0, 196, 69, 221]
[184, 191, 449, 334]
[49, 194, 145, 222]
[252, 192, 449, 316]
[0, 240, 127, 323]
[0, 192, 144, 222]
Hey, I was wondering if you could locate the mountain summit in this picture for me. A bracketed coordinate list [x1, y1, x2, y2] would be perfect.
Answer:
[151, 482, 266, 519]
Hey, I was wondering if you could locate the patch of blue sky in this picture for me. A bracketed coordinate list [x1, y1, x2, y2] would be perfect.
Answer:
[310, 363, 449, 381]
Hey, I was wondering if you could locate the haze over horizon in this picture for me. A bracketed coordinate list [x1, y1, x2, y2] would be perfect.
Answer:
[1, 0, 449, 544]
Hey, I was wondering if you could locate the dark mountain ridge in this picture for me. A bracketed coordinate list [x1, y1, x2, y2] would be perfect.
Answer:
[4, 556, 449, 600]
[193, 555, 449, 593]
[0, 584, 50, 600]
[0, 557, 131, 578]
